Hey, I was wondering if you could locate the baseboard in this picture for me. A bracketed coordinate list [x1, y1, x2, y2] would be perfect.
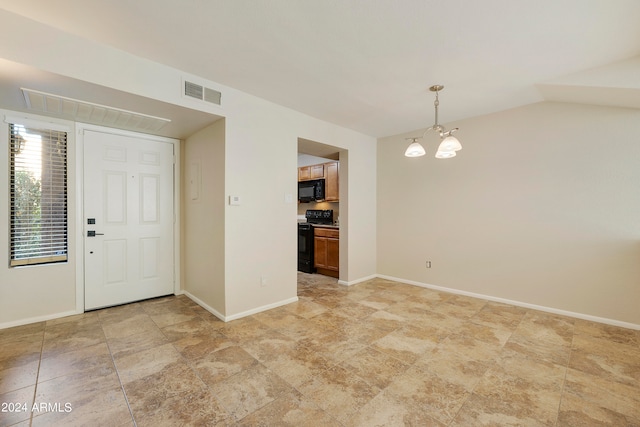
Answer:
[338, 274, 378, 287]
[225, 297, 299, 322]
[183, 292, 299, 323]
[376, 274, 640, 331]
[183, 291, 226, 322]
[0, 309, 81, 330]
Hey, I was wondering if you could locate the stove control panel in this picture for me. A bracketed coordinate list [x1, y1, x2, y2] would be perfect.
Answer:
[305, 209, 334, 224]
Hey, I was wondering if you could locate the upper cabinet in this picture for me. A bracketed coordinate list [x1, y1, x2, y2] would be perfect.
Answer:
[324, 162, 339, 202]
[298, 166, 310, 181]
[298, 164, 324, 181]
[298, 161, 339, 202]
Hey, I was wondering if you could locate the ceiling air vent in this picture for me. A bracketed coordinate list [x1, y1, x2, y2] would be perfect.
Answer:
[184, 80, 221, 105]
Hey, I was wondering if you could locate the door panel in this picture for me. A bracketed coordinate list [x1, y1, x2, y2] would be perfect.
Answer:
[105, 239, 127, 284]
[84, 130, 174, 310]
[106, 172, 126, 223]
[140, 174, 159, 222]
[140, 237, 159, 278]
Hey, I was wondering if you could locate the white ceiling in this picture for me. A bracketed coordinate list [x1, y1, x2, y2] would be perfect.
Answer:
[1, 0, 639, 138]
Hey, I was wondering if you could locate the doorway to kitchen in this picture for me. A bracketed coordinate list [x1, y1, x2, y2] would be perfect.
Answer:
[297, 138, 347, 285]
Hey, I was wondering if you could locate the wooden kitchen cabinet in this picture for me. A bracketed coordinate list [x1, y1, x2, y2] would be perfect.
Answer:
[324, 161, 339, 201]
[311, 164, 324, 179]
[298, 166, 310, 181]
[314, 227, 339, 278]
[298, 164, 324, 181]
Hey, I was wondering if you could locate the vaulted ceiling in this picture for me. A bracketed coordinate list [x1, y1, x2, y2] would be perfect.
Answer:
[1, 0, 639, 138]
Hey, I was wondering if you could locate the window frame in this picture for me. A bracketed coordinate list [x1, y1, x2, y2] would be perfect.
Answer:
[8, 119, 69, 267]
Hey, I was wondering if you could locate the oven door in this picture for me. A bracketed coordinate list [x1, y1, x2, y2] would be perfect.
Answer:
[298, 223, 315, 273]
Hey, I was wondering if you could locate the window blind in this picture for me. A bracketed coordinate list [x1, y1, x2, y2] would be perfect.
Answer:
[9, 123, 68, 266]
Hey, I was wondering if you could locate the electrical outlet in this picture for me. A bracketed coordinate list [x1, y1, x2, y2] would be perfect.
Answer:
[426, 260, 432, 268]
[261, 275, 268, 287]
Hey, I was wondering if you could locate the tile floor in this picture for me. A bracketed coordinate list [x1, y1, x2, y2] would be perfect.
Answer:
[1, 273, 639, 426]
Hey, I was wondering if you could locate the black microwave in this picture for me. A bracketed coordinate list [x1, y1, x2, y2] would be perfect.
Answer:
[298, 179, 325, 203]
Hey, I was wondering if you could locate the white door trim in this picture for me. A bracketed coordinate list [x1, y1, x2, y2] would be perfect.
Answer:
[75, 123, 181, 313]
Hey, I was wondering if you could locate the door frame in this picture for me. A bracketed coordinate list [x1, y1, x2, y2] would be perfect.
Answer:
[75, 123, 181, 313]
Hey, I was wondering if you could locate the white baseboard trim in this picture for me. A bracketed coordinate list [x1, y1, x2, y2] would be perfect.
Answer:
[183, 292, 299, 323]
[338, 274, 378, 287]
[376, 274, 640, 331]
[225, 297, 299, 322]
[183, 291, 226, 322]
[0, 309, 81, 330]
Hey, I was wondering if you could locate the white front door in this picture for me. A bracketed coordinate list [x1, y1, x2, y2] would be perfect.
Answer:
[83, 129, 174, 310]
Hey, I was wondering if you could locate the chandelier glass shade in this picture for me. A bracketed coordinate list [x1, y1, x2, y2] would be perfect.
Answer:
[404, 138, 426, 157]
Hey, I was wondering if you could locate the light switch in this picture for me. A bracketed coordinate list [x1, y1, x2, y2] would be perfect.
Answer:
[229, 195, 241, 205]
[284, 193, 293, 204]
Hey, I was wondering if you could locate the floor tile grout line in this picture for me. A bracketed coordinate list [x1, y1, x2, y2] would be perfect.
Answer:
[553, 334, 574, 427]
[98, 315, 138, 427]
[554, 321, 580, 426]
[28, 323, 46, 427]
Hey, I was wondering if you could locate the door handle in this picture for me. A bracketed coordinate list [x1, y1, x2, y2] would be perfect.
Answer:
[87, 230, 105, 237]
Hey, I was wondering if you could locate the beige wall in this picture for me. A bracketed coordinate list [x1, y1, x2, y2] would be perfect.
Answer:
[0, 113, 77, 327]
[220, 94, 377, 316]
[377, 102, 640, 326]
[183, 119, 226, 315]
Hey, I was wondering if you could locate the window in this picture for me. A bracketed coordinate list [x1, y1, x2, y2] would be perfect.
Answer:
[9, 122, 68, 266]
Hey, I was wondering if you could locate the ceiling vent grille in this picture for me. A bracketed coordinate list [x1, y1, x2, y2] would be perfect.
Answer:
[184, 80, 221, 105]
[21, 88, 171, 133]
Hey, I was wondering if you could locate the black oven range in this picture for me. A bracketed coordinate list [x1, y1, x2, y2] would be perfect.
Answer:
[297, 210, 333, 273]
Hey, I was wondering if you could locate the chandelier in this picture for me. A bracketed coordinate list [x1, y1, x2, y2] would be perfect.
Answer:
[405, 85, 462, 158]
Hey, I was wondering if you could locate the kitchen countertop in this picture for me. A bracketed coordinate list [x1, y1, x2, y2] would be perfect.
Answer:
[297, 221, 339, 229]
[310, 224, 339, 229]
